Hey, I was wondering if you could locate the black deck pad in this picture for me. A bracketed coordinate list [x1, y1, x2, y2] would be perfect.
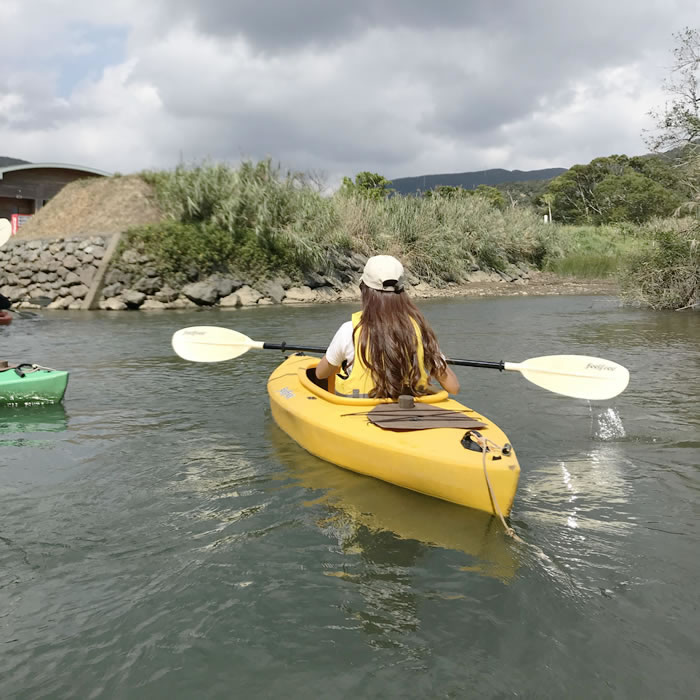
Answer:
[367, 403, 487, 431]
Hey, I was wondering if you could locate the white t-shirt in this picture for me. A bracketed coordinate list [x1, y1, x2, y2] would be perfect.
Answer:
[325, 321, 355, 371]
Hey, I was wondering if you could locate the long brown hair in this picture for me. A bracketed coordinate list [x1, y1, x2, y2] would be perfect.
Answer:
[355, 283, 447, 398]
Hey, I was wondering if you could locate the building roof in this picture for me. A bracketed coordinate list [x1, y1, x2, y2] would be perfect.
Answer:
[0, 162, 111, 179]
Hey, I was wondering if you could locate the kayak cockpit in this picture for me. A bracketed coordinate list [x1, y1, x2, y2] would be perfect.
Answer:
[301, 358, 449, 406]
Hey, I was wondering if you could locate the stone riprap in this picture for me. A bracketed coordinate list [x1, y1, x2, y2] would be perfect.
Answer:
[0, 236, 107, 310]
[1, 235, 530, 310]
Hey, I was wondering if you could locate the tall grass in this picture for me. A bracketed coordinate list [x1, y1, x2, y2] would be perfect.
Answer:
[335, 194, 546, 281]
[128, 162, 332, 278]
[128, 161, 677, 299]
[538, 224, 646, 278]
[619, 222, 699, 310]
[130, 161, 562, 282]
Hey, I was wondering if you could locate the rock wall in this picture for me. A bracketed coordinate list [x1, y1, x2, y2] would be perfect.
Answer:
[96, 249, 371, 309]
[0, 236, 107, 309]
[1, 235, 531, 310]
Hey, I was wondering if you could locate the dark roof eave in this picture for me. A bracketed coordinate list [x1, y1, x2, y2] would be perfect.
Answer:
[0, 162, 111, 179]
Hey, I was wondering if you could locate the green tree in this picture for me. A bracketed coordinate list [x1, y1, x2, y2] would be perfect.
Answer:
[545, 155, 683, 224]
[340, 171, 394, 200]
[424, 185, 471, 198]
[499, 179, 551, 208]
[594, 171, 680, 223]
[546, 163, 604, 223]
[646, 28, 700, 154]
[473, 184, 506, 210]
[645, 27, 700, 211]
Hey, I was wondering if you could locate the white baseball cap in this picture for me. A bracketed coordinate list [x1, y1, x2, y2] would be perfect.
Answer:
[361, 255, 405, 292]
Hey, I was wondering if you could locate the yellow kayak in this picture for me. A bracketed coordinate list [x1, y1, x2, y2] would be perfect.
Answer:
[268, 423, 519, 579]
[267, 355, 520, 516]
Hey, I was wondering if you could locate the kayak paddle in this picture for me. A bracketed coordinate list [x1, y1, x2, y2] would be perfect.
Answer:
[172, 326, 629, 400]
[4, 296, 52, 319]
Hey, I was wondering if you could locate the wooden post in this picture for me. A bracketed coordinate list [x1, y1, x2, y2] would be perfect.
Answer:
[82, 232, 122, 310]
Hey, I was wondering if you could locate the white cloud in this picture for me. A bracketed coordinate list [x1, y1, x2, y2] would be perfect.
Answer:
[0, 60, 164, 171]
[1, 1, 698, 180]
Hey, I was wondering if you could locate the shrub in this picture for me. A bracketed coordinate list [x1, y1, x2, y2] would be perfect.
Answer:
[132, 161, 679, 296]
[619, 224, 699, 310]
[537, 224, 644, 278]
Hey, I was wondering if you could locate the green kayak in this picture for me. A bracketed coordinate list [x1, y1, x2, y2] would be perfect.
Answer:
[0, 364, 69, 404]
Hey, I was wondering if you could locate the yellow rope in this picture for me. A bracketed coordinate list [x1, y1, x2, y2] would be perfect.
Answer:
[470, 431, 522, 542]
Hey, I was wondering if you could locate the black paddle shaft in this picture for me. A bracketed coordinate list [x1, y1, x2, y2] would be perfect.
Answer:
[447, 358, 505, 370]
[262, 342, 326, 353]
[261, 342, 505, 371]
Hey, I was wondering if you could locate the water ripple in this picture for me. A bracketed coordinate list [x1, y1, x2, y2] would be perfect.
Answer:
[1, 299, 698, 698]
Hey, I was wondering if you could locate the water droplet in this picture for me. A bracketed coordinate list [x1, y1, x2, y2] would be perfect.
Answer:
[595, 407, 626, 440]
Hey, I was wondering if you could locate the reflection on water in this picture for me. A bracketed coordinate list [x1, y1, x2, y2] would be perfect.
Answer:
[328, 526, 426, 652]
[519, 443, 637, 598]
[572, 314, 700, 349]
[0, 404, 68, 446]
[266, 423, 520, 582]
[524, 445, 633, 530]
[0, 403, 68, 433]
[168, 441, 275, 551]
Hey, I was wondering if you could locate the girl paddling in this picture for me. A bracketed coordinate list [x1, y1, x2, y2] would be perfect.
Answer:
[315, 255, 459, 398]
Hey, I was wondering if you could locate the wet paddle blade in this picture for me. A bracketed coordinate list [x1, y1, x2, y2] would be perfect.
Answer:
[0, 218, 11, 247]
[505, 355, 629, 400]
[171, 326, 261, 362]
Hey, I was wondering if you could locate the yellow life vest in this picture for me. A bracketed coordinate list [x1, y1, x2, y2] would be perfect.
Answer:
[334, 310, 430, 398]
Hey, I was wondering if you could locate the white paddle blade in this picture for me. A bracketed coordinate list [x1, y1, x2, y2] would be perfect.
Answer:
[506, 355, 630, 400]
[172, 326, 260, 362]
[0, 218, 11, 247]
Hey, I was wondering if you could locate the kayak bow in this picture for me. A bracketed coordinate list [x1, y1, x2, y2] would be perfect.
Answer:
[0, 364, 69, 404]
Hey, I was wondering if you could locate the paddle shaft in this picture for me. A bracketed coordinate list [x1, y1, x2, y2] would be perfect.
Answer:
[261, 342, 505, 370]
[171, 327, 630, 399]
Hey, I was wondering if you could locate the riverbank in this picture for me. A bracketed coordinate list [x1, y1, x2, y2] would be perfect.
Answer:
[0, 229, 617, 312]
[7, 163, 696, 310]
[16, 273, 616, 310]
[403, 272, 617, 300]
[3, 165, 629, 311]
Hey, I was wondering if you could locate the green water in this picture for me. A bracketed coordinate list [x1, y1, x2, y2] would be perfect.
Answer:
[0, 296, 698, 698]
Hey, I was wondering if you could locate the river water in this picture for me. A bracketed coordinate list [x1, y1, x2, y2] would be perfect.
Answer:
[0, 296, 698, 698]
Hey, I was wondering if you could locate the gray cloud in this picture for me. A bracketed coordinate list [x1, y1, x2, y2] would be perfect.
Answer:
[158, 0, 691, 62]
[143, 0, 699, 168]
[2, 1, 699, 179]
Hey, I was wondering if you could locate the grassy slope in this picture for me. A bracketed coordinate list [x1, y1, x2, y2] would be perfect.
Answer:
[117, 161, 693, 308]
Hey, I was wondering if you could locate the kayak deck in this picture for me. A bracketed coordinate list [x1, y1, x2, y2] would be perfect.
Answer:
[267, 355, 520, 516]
[0, 366, 69, 404]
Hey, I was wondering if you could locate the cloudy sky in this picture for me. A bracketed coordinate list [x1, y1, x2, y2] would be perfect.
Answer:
[1, 1, 698, 183]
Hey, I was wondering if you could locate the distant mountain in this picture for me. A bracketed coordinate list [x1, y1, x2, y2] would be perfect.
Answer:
[389, 167, 567, 195]
[0, 156, 30, 168]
